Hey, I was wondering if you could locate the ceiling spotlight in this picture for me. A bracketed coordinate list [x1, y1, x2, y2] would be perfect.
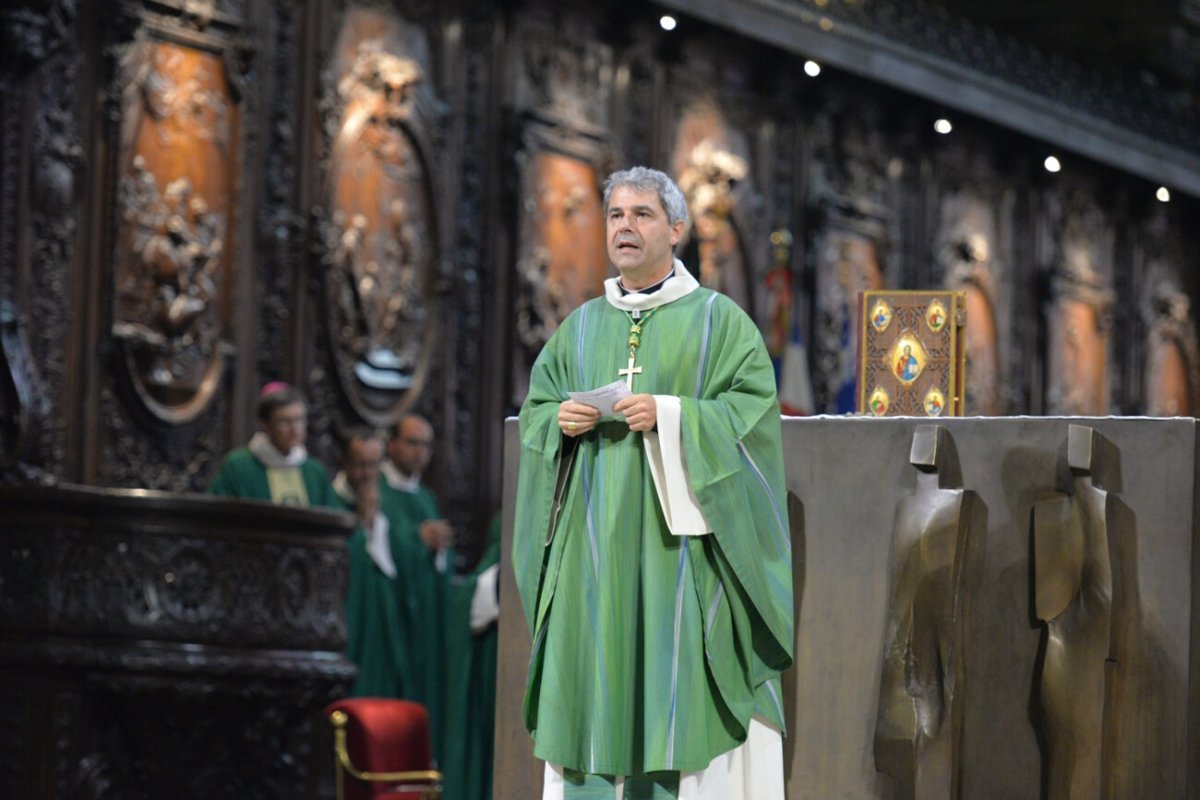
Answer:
[804, 60, 821, 77]
[1156, 186, 1172, 203]
[660, 15, 677, 31]
[934, 118, 953, 135]
[1043, 155, 1062, 173]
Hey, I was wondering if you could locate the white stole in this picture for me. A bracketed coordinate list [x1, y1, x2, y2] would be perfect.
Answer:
[643, 396, 711, 536]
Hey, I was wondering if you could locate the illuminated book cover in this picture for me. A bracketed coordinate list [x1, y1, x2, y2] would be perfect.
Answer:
[857, 290, 966, 417]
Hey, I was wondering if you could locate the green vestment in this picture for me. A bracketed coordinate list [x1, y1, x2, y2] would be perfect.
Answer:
[441, 515, 501, 800]
[382, 482, 449, 724]
[514, 285, 794, 780]
[380, 483, 498, 800]
[208, 447, 337, 508]
[339, 483, 409, 698]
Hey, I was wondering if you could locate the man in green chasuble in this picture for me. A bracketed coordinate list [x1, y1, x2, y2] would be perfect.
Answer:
[514, 167, 794, 799]
[332, 430, 408, 698]
[209, 382, 337, 508]
[380, 414, 501, 800]
[332, 421, 498, 800]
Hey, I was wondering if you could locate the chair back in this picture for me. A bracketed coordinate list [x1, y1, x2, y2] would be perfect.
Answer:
[325, 698, 442, 800]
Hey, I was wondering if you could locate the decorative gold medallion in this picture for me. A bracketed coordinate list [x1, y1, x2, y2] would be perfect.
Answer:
[924, 387, 946, 417]
[887, 334, 927, 385]
[925, 300, 947, 333]
[868, 387, 890, 416]
[870, 300, 893, 333]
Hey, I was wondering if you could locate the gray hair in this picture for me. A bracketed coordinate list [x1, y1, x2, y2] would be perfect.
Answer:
[603, 167, 689, 228]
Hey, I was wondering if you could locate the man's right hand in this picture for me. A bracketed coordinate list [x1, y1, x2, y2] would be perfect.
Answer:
[558, 400, 600, 437]
[419, 518, 455, 552]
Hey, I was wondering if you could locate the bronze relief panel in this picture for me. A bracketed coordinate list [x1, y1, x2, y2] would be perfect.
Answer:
[113, 39, 237, 423]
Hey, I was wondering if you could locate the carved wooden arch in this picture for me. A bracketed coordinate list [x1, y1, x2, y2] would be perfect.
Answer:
[318, 7, 445, 429]
[109, 10, 250, 424]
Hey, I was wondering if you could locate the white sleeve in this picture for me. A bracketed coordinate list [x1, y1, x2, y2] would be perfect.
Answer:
[469, 564, 501, 633]
[365, 513, 398, 578]
[642, 395, 712, 536]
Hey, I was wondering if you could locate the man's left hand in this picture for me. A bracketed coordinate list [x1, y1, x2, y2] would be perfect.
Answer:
[614, 394, 657, 432]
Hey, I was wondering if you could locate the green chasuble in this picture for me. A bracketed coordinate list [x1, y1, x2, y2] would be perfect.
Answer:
[514, 283, 794, 779]
[338, 485, 408, 699]
[381, 483, 499, 800]
[208, 447, 338, 508]
[382, 483, 449, 714]
[441, 515, 501, 800]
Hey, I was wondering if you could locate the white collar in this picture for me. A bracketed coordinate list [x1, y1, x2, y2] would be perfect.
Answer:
[604, 258, 699, 313]
[248, 431, 307, 468]
[332, 471, 354, 504]
[381, 459, 421, 492]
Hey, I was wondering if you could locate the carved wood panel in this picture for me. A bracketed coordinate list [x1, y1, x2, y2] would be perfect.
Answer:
[671, 101, 755, 315]
[934, 190, 1005, 415]
[113, 39, 237, 423]
[318, 6, 442, 430]
[1044, 194, 1115, 416]
[0, 0, 81, 480]
[1139, 213, 1200, 417]
[508, 22, 612, 408]
[806, 100, 897, 413]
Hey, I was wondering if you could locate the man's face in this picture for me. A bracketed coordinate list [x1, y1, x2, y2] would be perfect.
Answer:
[345, 438, 384, 491]
[265, 402, 307, 455]
[606, 185, 685, 286]
[389, 418, 434, 477]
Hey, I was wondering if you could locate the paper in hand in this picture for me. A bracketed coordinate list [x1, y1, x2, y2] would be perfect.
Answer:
[568, 380, 632, 418]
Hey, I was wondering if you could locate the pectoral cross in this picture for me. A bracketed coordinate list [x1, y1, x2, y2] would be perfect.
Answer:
[618, 356, 643, 389]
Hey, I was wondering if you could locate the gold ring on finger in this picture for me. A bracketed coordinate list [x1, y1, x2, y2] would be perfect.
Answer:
[568, 421, 577, 432]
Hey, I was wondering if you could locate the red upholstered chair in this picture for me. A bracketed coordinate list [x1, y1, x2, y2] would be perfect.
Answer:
[325, 698, 443, 800]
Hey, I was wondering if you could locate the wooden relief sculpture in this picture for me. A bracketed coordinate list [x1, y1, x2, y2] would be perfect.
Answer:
[1033, 424, 1133, 800]
[1045, 209, 1114, 416]
[113, 40, 236, 422]
[677, 139, 749, 305]
[815, 228, 884, 412]
[875, 425, 984, 800]
[323, 11, 439, 425]
[1141, 280, 1197, 416]
[515, 153, 606, 353]
[509, 27, 612, 404]
[936, 194, 1003, 415]
[1139, 220, 1199, 416]
[808, 109, 892, 414]
[672, 103, 753, 313]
